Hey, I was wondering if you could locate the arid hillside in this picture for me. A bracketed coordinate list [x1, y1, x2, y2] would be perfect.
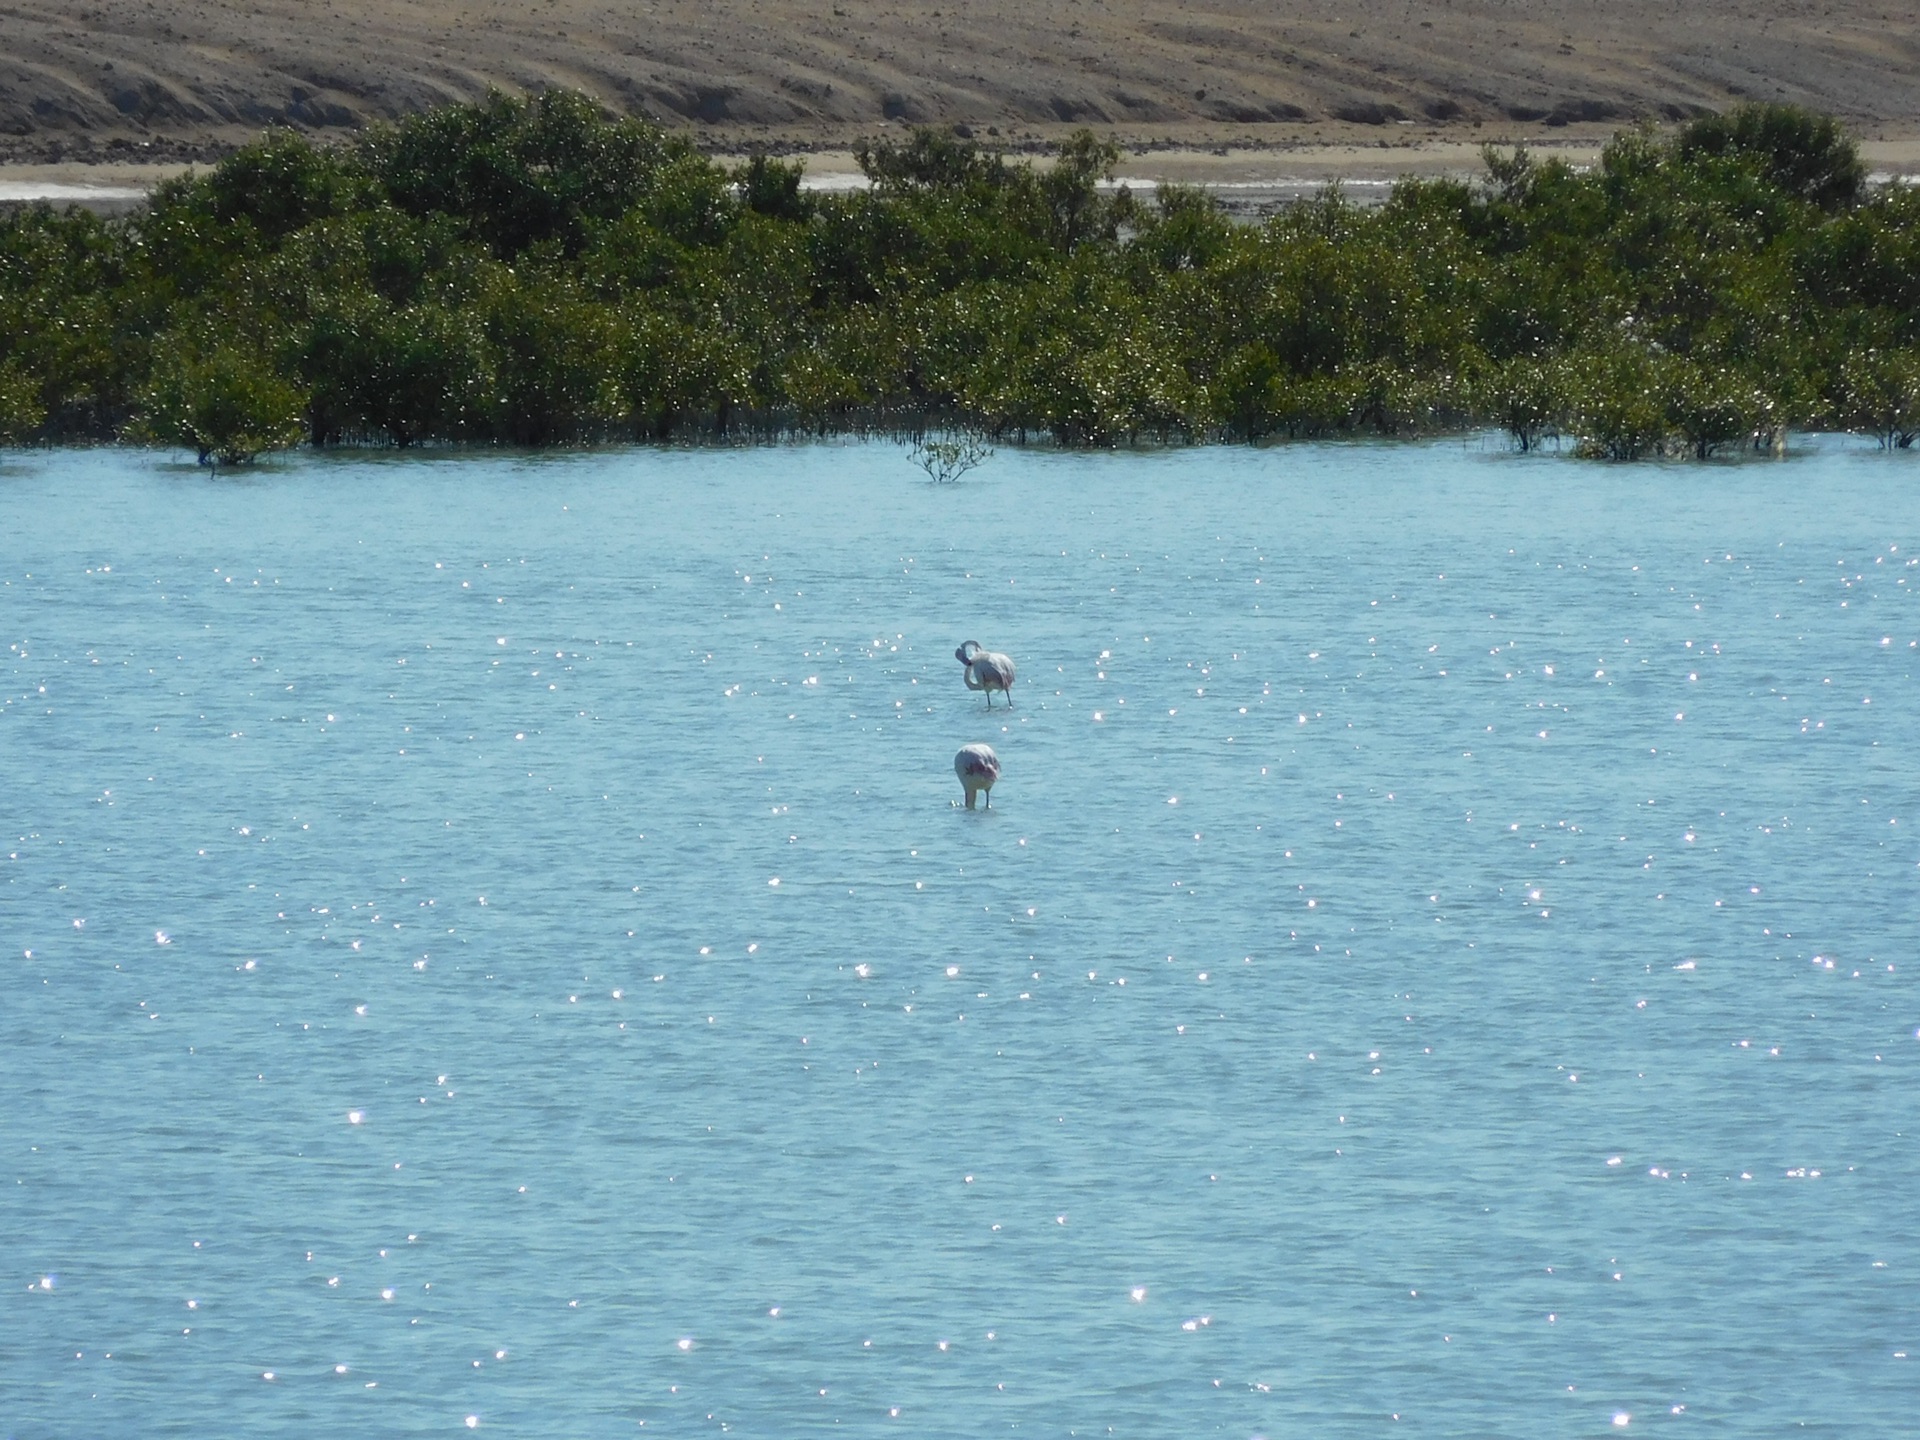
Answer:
[2, 0, 1917, 160]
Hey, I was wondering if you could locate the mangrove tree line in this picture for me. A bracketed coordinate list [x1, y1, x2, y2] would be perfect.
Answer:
[0, 92, 1917, 461]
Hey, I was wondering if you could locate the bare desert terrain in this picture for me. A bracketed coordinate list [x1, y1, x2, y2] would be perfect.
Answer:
[1, 0, 1917, 166]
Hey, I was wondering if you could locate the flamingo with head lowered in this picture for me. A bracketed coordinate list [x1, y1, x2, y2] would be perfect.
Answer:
[954, 743, 1001, 808]
[955, 640, 1016, 707]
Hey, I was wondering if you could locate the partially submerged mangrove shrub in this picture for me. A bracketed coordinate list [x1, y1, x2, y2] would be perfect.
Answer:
[0, 360, 46, 442]
[910, 430, 993, 484]
[0, 92, 1916, 460]
[134, 344, 308, 466]
[1837, 349, 1920, 449]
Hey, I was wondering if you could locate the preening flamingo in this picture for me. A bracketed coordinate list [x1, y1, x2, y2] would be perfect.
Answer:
[955, 640, 1016, 707]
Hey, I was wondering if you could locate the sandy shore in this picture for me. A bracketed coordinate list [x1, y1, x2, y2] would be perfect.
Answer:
[768, 138, 1920, 218]
[3, 140, 1915, 216]
[0, 164, 180, 216]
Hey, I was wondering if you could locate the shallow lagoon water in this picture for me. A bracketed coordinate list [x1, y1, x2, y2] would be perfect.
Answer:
[3, 438, 1917, 1437]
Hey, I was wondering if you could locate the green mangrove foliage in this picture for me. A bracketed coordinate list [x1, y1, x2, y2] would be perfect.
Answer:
[0, 90, 1917, 461]
[133, 343, 308, 466]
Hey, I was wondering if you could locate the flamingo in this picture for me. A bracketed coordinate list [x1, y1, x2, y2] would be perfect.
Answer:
[955, 640, 1016, 707]
[954, 743, 1001, 809]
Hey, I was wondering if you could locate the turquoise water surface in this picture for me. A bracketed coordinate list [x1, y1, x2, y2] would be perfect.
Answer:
[3, 439, 1917, 1437]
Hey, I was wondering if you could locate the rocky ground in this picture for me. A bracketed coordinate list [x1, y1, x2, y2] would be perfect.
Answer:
[0, 0, 1915, 167]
